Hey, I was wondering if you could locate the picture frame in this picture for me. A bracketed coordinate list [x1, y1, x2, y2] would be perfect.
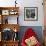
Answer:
[2, 10, 9, 15]
[24, 7, 38, 21]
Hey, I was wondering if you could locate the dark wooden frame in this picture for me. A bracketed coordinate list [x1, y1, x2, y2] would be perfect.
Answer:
[24, 7, 38, 21]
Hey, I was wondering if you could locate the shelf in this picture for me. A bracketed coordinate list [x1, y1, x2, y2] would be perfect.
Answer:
[0, 7, 19, 16]
[0, 24, 20, 32]
[0, 7, 19, 10]
[1, 41, 19, 46]
[0, 7, 19, 24]
[0, 7, 19, 46]
[1, 15, 18, 24]
[2, 40, 19, 43]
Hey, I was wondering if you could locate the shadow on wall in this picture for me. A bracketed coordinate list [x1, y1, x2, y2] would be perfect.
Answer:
[18, 26, 43, 44]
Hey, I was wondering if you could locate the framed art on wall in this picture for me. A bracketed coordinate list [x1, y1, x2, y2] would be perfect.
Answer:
[2, 10, 9, 15]
[24, 7, 38, 21]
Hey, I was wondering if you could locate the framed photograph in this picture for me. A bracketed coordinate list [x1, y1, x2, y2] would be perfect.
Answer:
[2, 10, 9, 15]
[24, 7, 38, 21]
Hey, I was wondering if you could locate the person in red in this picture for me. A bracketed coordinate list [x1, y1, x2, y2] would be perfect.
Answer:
[21, 28, 41, 46]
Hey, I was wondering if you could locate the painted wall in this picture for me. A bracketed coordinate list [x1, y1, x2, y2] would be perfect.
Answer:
[0, 0, 44, 26]
[19, 0, 44, 26]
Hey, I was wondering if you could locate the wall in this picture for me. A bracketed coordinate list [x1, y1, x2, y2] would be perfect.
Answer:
[0, 0, 44, 26]
[19, 0, 44, 26]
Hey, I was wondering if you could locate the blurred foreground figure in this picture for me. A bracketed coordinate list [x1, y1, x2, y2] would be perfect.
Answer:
[21, 28, 41, 46]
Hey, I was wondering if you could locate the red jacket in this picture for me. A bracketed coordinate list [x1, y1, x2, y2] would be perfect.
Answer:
[21, 28, 41, 46]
